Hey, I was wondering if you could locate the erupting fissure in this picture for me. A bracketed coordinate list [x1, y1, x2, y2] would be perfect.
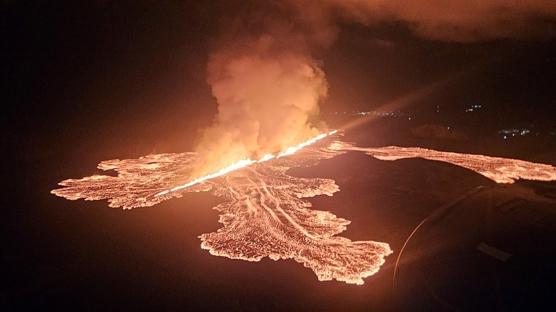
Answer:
[51, 134, 556, 285]
[155, 130, 337, 197]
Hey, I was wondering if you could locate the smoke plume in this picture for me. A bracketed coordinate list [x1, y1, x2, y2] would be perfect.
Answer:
[194, 0, 556, 175]
[193, 5, 329, 175]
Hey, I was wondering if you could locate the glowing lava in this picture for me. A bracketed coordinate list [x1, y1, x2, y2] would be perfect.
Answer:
[347, 146, 556, 184]
[156, 130, 337, 197]
[51, 135, 556, 285]
[52, 131, 392, 285]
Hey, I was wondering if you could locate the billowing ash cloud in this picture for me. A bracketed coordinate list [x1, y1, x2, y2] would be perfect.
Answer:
[194, 0, 556, 174]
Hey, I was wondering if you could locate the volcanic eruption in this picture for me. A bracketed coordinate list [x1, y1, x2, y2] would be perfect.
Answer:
[52, 133, 556, 284]
[50, 0, 556, 285]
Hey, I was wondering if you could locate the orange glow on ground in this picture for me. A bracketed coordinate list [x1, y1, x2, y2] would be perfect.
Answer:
[156, 130, 338, 197]
[348, 146, 556, 184]
[51, 136, 556, 285]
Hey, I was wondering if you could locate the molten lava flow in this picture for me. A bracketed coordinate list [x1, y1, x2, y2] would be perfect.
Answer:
[277, 130, 337, 157]
[346, 145, 556, 184]
[156, 130, 337, 197]
[52, 131, 392, 285]
[155, 159, 256, 197]
[51, 136, 556, 285]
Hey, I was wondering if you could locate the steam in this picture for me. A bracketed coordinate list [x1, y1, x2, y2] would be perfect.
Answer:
[194, 0, 556, 174]
[195, 30, 327, 174]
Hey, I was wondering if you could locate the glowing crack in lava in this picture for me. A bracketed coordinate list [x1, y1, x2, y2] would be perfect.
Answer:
[52, 136, 556, 284]
[155, 131, 337, 197]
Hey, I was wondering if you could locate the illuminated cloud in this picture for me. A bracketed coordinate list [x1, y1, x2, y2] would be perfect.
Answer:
[195, 0, 556, 174]
[317, 0, 556, 41]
